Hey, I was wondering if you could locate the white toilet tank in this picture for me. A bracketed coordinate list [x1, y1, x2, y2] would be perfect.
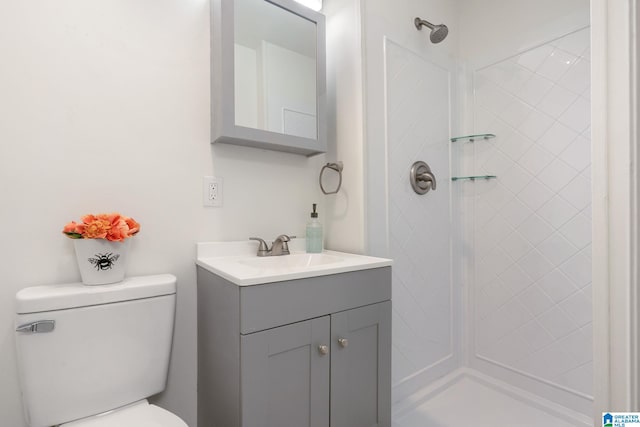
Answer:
[14, 274, 177, 427]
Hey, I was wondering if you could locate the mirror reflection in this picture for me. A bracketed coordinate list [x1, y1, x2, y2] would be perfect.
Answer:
[234, 0, 318, 140]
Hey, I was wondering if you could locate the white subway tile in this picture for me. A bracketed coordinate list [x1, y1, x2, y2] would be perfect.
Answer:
[537, 84, 579, 118]
[537, 159, 579, 193]
[537, 306, 577, 339]
[560, 213, 591, 249]
[518, 249, 555, 281]
[537, 121, 579, 156]
[537, 233, 578, 266]
[518, 179, 555, 211]
[537, 195, 579, 229]
[518, 145, 555, 175]
[519, 284, 555, 316]
[558, 58, 590, 95]
[558, 96, 590, 133]
[536, 49, 578, 82]
[516, 44, 555, 71]
[536, 269, 579, 303]
[519, 109, 555, 141]
[559, 134, 590, 171]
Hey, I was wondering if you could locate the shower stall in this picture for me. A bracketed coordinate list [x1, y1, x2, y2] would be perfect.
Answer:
[361, 0, 592, 425]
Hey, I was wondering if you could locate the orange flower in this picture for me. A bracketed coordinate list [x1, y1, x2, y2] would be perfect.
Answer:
[82, 219, 110, 239]
[106, 217, 130, 242]
[63, 212, 140, 240]
[63, 221, 79, 234]
[62, 221, 84, 238]
[125, 217, 140, 236]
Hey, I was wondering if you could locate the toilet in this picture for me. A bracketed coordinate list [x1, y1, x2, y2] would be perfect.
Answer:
[14, 274, 187, 427]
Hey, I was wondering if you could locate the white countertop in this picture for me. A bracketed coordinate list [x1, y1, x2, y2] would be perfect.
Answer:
[196, 239, 392, 286]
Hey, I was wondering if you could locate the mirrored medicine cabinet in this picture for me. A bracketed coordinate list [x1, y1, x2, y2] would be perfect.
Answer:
[211, 0, 327, 156]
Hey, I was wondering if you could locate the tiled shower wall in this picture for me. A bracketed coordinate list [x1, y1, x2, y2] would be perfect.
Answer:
[385, 40, 455, 396]
[469, 28, 592, 398]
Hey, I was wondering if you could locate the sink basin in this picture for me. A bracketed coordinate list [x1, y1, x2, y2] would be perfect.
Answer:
[238, 253, 344, 270]
[196, 240, 392, 286]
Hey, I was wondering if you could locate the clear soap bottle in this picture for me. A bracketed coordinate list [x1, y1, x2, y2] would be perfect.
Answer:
[306, 203, 323, 253]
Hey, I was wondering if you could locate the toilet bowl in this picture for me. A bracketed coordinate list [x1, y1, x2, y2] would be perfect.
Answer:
[14, 274, 187, 427]
[61, 400, 187, 427]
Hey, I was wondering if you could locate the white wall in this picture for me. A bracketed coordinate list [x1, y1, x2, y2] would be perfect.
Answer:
[0, 1, 332, 426]
[323, 0, 367, 254]
[458, 0, 589, 69]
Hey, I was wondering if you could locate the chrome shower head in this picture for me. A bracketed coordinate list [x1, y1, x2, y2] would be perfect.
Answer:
[414, 17, 449, 44]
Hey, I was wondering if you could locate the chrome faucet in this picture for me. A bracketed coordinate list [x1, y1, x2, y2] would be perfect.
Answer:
[249, 235, 293, 257]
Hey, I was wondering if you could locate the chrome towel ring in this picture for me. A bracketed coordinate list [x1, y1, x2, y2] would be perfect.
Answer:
[320, 161, 343, 195]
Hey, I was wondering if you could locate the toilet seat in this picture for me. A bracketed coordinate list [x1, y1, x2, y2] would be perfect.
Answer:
[60, 400, 187, 427]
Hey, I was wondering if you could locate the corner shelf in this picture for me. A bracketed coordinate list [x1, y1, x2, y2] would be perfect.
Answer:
[450, 133, 496, 143]
[451, 132, 497, 183]
[451, 175, 497, 182]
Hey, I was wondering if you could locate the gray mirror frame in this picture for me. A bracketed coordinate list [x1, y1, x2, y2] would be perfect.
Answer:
[211, 0, 327, 157]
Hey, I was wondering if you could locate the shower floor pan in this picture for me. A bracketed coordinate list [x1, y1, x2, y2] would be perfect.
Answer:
[392, 369, 592, 427]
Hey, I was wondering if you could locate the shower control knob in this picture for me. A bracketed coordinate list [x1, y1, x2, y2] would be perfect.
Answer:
[338, 337, 349, 348]
[318, 345, 329, 355]
[410, 161, 437, 195]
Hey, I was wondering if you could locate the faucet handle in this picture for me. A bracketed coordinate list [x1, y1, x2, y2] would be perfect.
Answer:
[273, 234, 292, 255]
[249, 237, 270, 256]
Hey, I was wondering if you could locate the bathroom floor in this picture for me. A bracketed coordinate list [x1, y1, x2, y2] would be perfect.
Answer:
[393, 377, 583, 427]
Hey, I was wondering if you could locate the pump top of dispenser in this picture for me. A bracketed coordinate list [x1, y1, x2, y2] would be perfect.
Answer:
[310, 203, 318, 218]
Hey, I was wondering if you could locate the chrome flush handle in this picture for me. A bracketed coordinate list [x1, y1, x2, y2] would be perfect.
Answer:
[15, 320, 55, 334]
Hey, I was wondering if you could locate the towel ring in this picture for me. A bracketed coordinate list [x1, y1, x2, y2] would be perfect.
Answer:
[320, 161, 343, 195]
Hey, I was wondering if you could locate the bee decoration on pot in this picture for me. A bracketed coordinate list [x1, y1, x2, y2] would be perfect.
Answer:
[88, 253, 120, 271]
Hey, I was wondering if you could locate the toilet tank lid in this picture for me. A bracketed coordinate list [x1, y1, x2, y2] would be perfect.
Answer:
[15, 274, 177, 314]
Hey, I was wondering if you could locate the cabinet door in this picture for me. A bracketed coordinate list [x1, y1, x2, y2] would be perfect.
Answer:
[241, 316, 330, 427]
[331, 301, 391, 427]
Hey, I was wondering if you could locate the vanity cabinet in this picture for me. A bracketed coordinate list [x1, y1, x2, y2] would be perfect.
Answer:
[197, 266, 391, 427]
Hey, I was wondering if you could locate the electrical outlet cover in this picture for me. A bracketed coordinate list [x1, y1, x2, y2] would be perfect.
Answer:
[203, 176, 223, 207]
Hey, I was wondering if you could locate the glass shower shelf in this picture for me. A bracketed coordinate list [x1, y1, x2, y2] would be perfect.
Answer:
[451, 175, 497, 182]
[450, 133, 496, 143]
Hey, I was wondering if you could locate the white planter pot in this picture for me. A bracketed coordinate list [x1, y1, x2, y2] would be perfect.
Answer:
[73, 239, 131, 285]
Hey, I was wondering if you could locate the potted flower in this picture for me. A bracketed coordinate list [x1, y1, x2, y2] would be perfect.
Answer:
[63, 213, 140, 285]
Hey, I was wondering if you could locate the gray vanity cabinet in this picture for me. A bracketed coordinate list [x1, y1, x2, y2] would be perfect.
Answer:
[197, 266, 391, 427]
[241, 316, 330, 427]
[331, 302, 391, 427]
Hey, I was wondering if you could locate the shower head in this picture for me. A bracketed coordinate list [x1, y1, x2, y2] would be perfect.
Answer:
[414, 17, 449, 44]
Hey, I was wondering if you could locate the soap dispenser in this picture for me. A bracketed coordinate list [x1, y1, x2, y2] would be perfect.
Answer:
[306, 203, 323, 253]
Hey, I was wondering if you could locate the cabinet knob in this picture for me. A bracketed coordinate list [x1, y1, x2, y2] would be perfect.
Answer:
[318, 344, 329, 355]
[338, 337, 349, 348]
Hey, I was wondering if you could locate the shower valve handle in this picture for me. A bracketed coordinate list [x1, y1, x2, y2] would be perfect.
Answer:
[410, 161, 437, 195]
[417, 172, 437, 190]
